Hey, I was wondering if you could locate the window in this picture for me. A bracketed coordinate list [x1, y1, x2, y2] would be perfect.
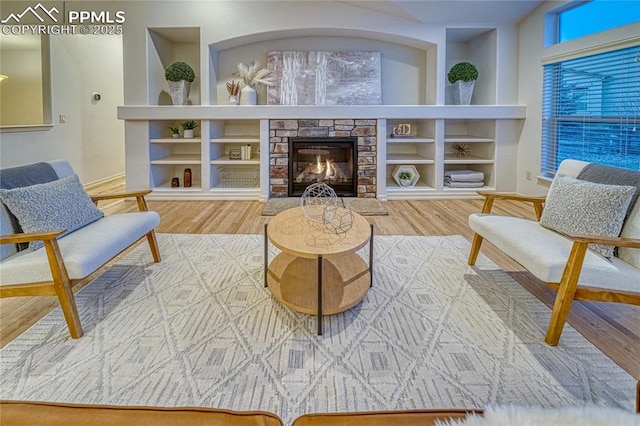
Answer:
[541, 45, 640, 175]
[557, 0, 640, 44]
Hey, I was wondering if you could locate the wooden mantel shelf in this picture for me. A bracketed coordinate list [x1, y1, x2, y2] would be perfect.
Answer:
[118, 105, 526, 120]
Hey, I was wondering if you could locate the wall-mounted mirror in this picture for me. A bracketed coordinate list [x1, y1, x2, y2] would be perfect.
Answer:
[0, 34, 52, 131]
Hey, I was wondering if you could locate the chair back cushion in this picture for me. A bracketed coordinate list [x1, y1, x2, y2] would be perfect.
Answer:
[0, 161, 62, 260]
[0, 174, 104, 251]
[540, 174, 635, 258]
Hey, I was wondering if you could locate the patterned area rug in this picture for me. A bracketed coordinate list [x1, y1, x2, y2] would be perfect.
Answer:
[261, 197, 388, 216]
[0, 234, 635, 424]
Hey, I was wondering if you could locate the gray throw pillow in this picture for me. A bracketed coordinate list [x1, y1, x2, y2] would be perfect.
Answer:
[540, 174, 636, 258]
[0, 174, 104, 251]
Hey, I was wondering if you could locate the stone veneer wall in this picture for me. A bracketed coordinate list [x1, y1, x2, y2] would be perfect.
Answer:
[269, 119, 377, 198]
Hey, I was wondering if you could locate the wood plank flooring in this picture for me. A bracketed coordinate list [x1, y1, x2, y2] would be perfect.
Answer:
[2, 179, 638, 383]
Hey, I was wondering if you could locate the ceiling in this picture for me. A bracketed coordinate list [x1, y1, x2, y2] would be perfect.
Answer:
[341, 0, 544, 25]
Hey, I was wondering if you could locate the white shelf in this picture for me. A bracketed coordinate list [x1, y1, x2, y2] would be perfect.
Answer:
[119, 105, 527, 120]
[387, 153, 435, 164]
[211, 186, 260, 192]
[444, 154, 494, 164]
[211, 158, 260, 165]
[387, 136, 435, 143]
[443, 185, 495, 191]
[386, 181, 436, 191]
[210, 136, 260, 143]
[444, 135, 494, 143]
[150, 138, 201, 143]
[150, 154, 201, 164]
[153, 181, 202, 190]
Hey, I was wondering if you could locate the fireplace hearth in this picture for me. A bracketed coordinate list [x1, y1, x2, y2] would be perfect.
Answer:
[289, 137, 356, 196]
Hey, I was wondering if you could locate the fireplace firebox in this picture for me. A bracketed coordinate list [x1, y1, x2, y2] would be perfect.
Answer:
[289, 137, 357, 196]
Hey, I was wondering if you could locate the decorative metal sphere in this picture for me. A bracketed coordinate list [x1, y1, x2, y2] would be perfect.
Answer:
[301, 182, 338, 222]
[323, 205, 354, 234]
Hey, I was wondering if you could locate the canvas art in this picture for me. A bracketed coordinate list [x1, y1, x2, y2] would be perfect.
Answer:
[267, 51, 381, 105]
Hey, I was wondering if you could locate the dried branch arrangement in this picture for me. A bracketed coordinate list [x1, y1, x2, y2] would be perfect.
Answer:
[451, 142, 472, 158]
[234, 61, 274, 88]
[226, 80, 240, 96]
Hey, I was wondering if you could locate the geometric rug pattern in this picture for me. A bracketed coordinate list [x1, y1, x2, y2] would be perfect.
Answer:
[0, 234, 635, 424]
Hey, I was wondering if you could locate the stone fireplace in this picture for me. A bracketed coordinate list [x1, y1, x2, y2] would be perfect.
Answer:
[269, 119, 377, 198]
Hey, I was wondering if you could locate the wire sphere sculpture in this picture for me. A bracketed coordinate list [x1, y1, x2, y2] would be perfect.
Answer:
[301, 182, 338, 222]
[323, 204, 354, 234]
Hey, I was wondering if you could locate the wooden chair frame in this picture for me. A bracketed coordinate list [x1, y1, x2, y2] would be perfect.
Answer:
[467, 191, 640, 346]
[0, 190, 160, 339]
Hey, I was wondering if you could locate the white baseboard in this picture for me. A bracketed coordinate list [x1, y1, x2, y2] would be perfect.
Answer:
[83, 172, 125, 191]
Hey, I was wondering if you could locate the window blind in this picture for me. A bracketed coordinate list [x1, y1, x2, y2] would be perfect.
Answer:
[541, 45, 640, 176]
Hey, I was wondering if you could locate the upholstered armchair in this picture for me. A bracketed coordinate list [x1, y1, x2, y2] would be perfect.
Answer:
[0, 160, 161, 339]
[467, 159, 640, 345]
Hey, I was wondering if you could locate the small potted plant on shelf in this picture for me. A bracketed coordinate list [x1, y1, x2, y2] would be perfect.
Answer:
[169, 125, 181, 139]
[447, 62, 478, 105]
[398, 170, 414, 187]
[234, 61, 274, 105]
[180, 120, 199, 139]
[165, 61, 195, 105]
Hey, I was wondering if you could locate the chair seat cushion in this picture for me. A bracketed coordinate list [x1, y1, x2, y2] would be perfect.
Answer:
[468, 213, 640, 291]
[0, 212, 160, 286]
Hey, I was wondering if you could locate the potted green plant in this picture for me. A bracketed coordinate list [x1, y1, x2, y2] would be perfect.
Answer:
[180, 120, 199, 139]
[169, 125, 181, 139]
[398, 170, 413, 187]
[447, 62, 478, 105]
[165, 61, 195, 105]
[234, 61, 274, 105]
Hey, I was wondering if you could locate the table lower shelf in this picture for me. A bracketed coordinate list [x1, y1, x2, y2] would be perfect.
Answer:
[267, 252, 370, 315]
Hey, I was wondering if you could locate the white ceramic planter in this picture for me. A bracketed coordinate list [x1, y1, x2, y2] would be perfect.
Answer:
[240, 85, 257, 105]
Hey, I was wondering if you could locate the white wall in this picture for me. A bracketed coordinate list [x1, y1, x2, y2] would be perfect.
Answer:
[0, 34, 124, 184]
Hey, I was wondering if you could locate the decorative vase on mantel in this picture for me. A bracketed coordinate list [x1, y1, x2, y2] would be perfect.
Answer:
[240, 85, 257, 105]
[451, 80, 475, 105]
[168, 80, 191, 105]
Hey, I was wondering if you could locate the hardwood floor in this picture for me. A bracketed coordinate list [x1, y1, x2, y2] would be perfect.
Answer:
[2, 178, 639, 383]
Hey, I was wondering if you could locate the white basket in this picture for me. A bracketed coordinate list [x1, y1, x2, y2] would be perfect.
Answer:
[217, 167, 259, 188]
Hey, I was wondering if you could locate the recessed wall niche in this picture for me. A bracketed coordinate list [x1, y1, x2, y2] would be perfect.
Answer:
[147, 27, 201, 106]
[211, 36, 432, 106]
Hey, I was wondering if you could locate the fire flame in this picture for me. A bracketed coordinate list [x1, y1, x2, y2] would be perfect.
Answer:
[315, 155, 323, 174]
[314, 155, 336, 179]
[325, 159, 334, 179]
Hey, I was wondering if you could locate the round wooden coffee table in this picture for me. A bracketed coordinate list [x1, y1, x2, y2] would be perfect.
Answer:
[264, 206, 373, 334]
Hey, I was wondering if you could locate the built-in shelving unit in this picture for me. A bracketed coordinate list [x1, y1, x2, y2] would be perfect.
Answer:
[120, 23, 525, 201]
[209, 120, 261, 196]
[441, 119, 496, 192]
[148, 120, 202, 191]
[384, 119, 437, 197]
